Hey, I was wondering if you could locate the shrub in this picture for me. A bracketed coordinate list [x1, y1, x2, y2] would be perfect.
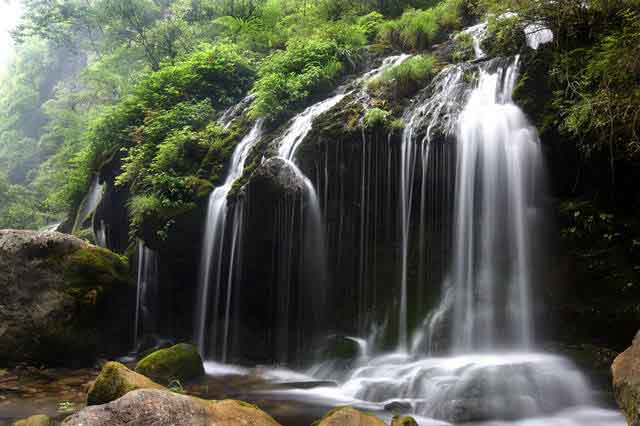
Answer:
[364, 107, 391, 128]
[367, 54, 438, 100]
[250, 27, 365, 121]
[450, 31, 475, 62]
[378, 0, 465, 51]
[481, 13, 526, 57]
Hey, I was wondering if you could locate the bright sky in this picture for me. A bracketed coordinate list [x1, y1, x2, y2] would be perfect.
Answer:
[0, 0, 23, 70]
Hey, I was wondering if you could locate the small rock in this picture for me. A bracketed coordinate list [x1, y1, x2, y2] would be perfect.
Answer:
[391, 415, 418, 426]
[63, 388, 281, 426]
[87, 361, 164, 405]
[315, 407, 385, 426]
[384, 400, 412, 414]
[135, 343, 204, 385]
[13, 414, 52, 426]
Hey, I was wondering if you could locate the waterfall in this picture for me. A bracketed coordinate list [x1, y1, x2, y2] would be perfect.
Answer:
[134, 240, 159, 350]
[398, 64, 467, 350]
[195, 120, 263, 358]
[448, 56, 542, 351]
[73, 174, 104, 231]
[297, 56, 594, 422]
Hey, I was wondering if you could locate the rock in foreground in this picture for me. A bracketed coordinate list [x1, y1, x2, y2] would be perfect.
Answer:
[612, 332, 640, 425]
[63, 388, 281, 426]
[135, 343, 205, 385]
[315, 407, 385, 426]
[13, 415, 52, 426]
[87, 361, 165, 405]
[0, 230, 133, 366]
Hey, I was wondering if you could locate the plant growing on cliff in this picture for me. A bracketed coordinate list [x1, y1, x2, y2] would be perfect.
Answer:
[367, 54, 438, 100]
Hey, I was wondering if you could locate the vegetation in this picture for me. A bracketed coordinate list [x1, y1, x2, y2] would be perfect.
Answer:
[0, 0, 638, 266]
[367, 54, 438, 100]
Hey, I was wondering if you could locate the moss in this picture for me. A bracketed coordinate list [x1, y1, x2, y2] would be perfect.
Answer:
[391, 416, 418, 426]
[136, 343, 205, 385]
[313, 406, 384, 426]
[87, 361, 165, 405]
[62, 245, 129, 291]
[72, 227, 97, 244]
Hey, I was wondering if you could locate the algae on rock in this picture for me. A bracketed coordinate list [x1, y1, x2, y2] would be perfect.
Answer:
[135, 343, 205, 385]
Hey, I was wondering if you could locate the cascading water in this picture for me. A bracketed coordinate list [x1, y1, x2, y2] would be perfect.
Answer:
[195, 120, 263, 358]
[447, 56, 540, 351]
[195, 48, 623, 424]
[73, 174, 104, 231]
[134, 240, 159, 349]
[267, 54, 622, 425]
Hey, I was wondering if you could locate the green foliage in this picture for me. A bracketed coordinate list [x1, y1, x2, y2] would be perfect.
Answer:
[364, 107, 391, 128]
[378, 0, 465, 51]
[367, 54, 438, 100]
[250, 23, 366, 121]
[450, 31, 475, 62]
[481, 13, 525, 56]
[555, 9, 640, 160]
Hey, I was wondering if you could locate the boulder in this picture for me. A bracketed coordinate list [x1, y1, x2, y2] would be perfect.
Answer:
[135, 343, 205, 385]
[87, 361, 165, 405]
[612, 332, 640, 425]
[63, 388, 281, 426]
[314, 407, 385, 426]
[0, 230, 134, 366]
[391, 416, 418, 426]
[245, 157, 305, 199]
[13, 415, 52, 426]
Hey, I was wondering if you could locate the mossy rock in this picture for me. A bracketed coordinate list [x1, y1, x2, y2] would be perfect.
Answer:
[62, 245, 129, 291]
[391, 416, 418, 426]
[135, 343, 205, 385]
[87, 361, 165, 406]
[314, 406, 385, 426]
[13, 415, 52, 426]
[0, 230, 134, 367]
[64, 389, 282, 426]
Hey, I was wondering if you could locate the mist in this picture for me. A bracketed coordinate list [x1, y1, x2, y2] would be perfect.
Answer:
[0, 0, 22, 71]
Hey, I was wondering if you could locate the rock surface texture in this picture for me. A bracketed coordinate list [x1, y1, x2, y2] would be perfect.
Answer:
[135, 343, 205, 385]
[63, 388, 281, 426]
[87, 361, 165, 405]
[0, 230, 133, 366]
[314, 407, 385, 426]
[612, 331, 640, 426]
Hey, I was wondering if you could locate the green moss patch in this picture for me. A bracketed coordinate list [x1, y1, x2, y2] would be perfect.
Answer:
[136, 343, 205, 385]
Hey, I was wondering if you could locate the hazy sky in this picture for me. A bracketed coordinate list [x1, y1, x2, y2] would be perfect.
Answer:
[0, 0, 23, 70]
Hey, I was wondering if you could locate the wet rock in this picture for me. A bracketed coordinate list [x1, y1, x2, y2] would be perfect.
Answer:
[315, 407, 385, 426]
[438, 395, 537, 423]
[63, 388, 281, 426]
[87, 361, 164, 405]
[0, 230, 134, 366]
[12, 414, 52, 426]
[135, 343, 204, 385]
[384, 401, 412, 414]
[612, 331, 640, 425]
[322, 336, 361, 360]
[245, 157, 305, 199]
[391, 415, 418, 426]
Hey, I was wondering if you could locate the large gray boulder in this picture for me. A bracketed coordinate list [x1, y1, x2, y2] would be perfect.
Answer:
[0, 229, 134, 366]
[612, 331, 640, 425]
[63, 388, 281, 426]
